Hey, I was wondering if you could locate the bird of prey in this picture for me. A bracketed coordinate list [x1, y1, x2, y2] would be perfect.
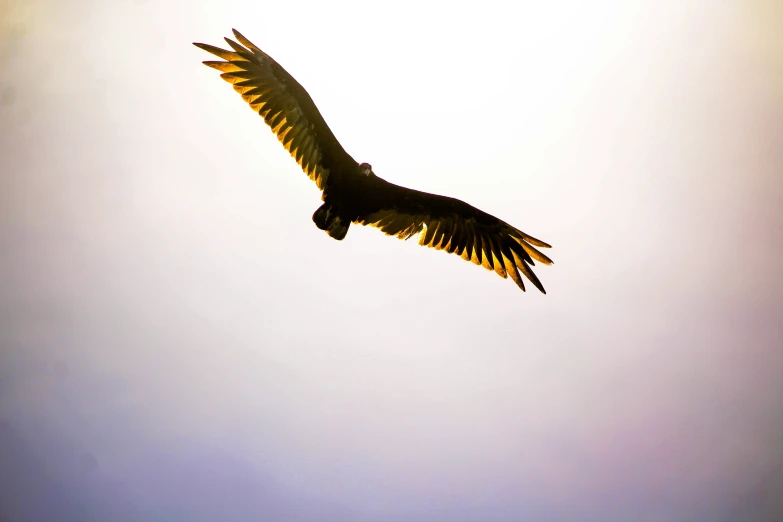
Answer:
[193, 29, 553, 293]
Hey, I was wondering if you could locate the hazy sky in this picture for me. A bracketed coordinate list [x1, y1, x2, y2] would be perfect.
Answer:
[1, 0, 782, 521]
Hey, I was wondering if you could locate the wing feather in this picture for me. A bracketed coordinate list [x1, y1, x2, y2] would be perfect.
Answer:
[472, 228, 484, 266]
[432, 217, 450, 250]
[449, 222, 464, 254]
[501, 245, 526, 292]
[299, 137, 316, 171]
[283, 123, 303, 148]
[511, 248, 546, 293]
[486, 235, 507, 278]
[458, 223, 473, 257]
[356, 183, 553, 293]
[479, 233, 494, 271]
[194, 29, 355, 191]
[460, 221, 479, 264]
[420, 219, 440, 247]
[440, 218, 456, 251]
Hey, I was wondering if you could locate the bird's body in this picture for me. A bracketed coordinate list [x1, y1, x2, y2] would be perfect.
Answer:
[194, 29, 553, 293]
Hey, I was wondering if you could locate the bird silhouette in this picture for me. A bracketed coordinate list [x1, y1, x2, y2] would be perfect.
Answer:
[194, 29, 553, 293]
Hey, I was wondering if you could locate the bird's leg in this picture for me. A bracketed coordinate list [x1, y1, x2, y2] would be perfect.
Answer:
[312, 203, 349, 240]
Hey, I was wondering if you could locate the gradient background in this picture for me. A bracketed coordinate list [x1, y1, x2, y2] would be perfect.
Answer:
[1, 0, 782, 521]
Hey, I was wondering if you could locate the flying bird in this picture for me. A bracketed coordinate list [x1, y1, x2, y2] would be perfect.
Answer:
[193, 29, 554, 293]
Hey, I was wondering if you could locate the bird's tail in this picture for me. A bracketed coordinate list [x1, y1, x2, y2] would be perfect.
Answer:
[313, 203, 349, 240]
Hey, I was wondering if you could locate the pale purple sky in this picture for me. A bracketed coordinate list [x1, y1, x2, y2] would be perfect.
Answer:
[1, 0, 782, 521]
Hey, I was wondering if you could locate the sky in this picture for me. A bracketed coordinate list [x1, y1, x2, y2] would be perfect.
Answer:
[1, 0, 782, 521]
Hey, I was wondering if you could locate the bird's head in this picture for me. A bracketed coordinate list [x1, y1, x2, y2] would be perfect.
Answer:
[359, 162, 374, 176]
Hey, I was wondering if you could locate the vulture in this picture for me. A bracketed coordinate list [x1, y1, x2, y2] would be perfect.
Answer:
[193, 29, 554, 293]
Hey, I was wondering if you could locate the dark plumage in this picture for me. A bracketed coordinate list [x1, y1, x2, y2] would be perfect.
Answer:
[193, 29, 554, 293]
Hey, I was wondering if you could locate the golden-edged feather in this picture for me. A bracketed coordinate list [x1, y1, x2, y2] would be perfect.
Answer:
[194, 30, 340, 191]
[357, 208, 553, 293]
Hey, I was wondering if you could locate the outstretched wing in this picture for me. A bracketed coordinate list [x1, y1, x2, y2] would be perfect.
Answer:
[193, 29, 353, 190]
[355, 184, 553, 293]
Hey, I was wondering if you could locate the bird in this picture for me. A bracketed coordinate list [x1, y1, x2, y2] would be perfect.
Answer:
[193, 29, 554, 293]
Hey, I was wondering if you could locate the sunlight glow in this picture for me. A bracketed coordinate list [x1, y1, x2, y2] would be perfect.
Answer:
[2, 0, 781, 520]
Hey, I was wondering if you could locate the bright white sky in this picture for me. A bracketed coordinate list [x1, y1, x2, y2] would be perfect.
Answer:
[1, 0, 782, 520]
